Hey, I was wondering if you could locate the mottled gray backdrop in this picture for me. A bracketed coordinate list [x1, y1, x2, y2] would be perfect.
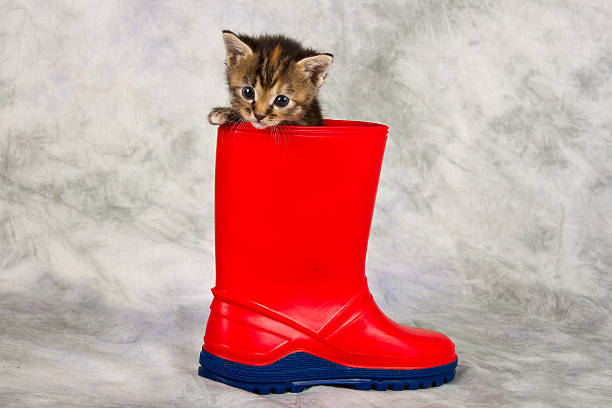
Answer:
[1, 1, 611, 407]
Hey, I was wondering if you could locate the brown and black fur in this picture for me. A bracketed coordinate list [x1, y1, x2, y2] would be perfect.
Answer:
[208, 30, 333, 129]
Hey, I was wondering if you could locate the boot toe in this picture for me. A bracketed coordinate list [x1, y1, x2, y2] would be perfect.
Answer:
[326, 299, 457, 369]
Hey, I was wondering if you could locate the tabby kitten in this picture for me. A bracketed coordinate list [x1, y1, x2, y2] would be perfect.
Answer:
[208, 30, 333, 129]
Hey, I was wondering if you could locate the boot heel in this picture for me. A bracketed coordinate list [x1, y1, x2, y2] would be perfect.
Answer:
[203, 308, 290, 358]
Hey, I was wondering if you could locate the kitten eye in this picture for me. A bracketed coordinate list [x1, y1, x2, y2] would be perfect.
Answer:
[274, 95, 289, 107]
[242, 87, 254, 100]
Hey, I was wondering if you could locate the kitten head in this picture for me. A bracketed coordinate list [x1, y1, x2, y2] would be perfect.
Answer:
[221, 30, 333, 129]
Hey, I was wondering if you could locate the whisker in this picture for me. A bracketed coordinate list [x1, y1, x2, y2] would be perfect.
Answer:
[277, 123, 289, 150]
[272, 124, 279, 147]
[226, 119, 243, 143]
[230, 112, 247, 139]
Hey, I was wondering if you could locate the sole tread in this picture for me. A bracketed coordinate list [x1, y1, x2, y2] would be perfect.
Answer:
[198, 350, 457, 394]
[198, 366, 456, 394]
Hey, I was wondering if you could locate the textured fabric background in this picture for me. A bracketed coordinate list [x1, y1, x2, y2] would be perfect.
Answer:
[1, 1, 611, 407]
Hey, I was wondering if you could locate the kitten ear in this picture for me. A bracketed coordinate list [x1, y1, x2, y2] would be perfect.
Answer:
[222, 30, 253, 66]
[297, 54, 333, 88]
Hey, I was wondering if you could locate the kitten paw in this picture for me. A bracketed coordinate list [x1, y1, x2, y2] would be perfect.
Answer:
[208, 107, 241, 125]
[208, 108, 226, 125]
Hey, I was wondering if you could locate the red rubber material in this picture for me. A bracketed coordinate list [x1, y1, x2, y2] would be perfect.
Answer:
[203, 120, 457, 370]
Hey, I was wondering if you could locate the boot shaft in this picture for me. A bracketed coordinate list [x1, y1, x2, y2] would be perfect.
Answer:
[213, 120, 388, 330]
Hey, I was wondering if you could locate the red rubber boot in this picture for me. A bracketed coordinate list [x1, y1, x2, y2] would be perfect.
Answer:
[199, 120, 458, 394]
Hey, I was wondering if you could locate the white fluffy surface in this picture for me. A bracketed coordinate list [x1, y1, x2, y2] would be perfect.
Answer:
[1, 1, 611, 407]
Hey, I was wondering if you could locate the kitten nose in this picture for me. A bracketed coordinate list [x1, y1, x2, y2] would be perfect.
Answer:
[254, 113, 265, 121]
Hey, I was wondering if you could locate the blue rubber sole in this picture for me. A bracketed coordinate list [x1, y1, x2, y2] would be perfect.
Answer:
[198, 350, 457, 394]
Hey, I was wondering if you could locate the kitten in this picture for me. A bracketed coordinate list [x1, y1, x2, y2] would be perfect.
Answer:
[208, 30, 333, 129]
